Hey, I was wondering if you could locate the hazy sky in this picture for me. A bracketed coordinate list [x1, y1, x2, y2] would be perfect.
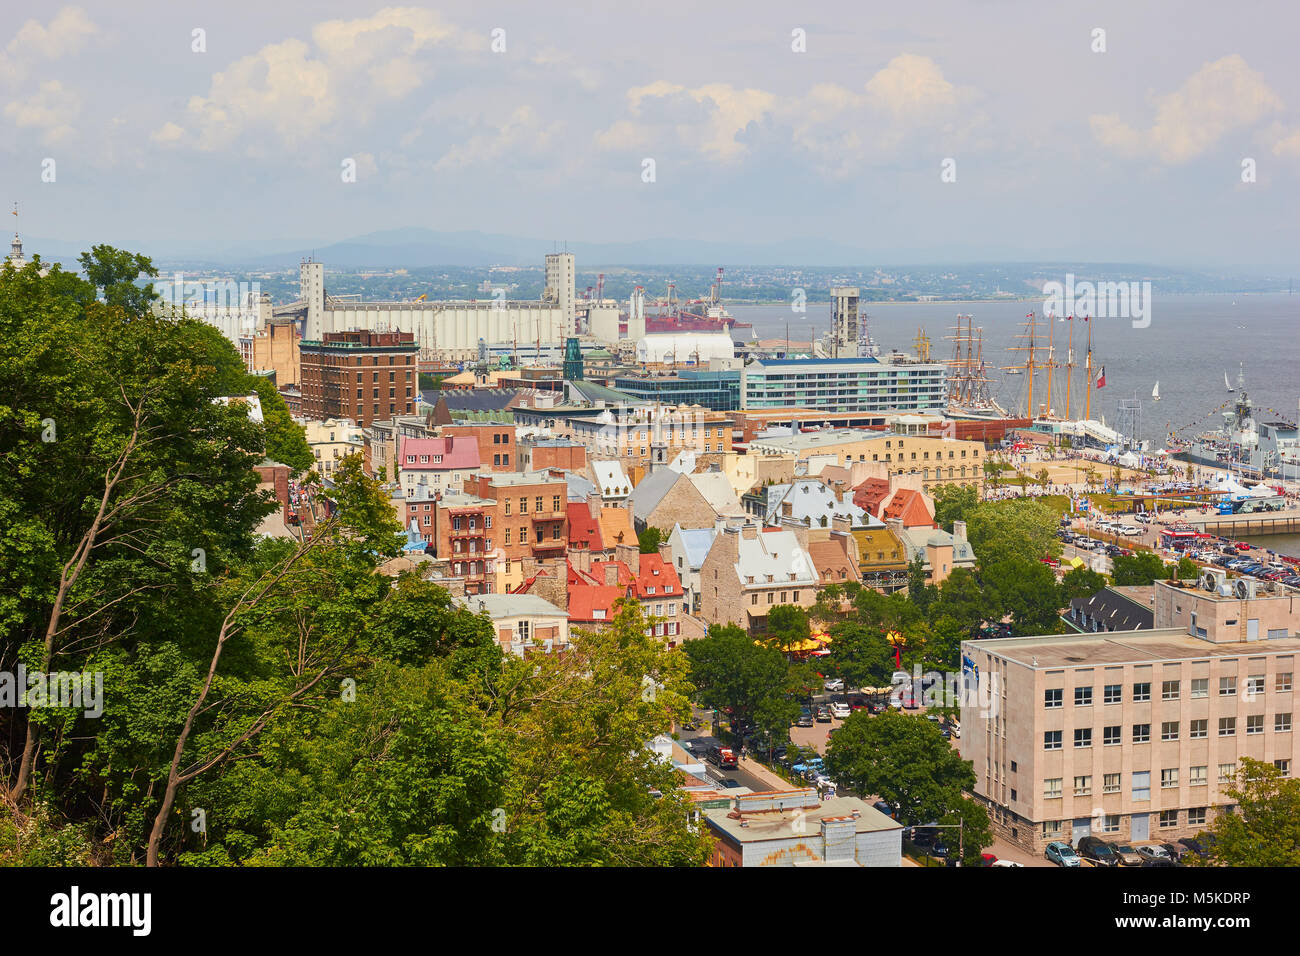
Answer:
[4, 1, 1299, 267]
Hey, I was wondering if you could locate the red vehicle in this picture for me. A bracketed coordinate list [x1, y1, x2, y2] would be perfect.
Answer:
[1235, 541, 1252, 551]
[708, 745, 738, 770]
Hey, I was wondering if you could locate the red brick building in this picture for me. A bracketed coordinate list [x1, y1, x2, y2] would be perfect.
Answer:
[430, 489, 500, 595]
[461, 471, 569, 592]
[299, 329, 418, 427]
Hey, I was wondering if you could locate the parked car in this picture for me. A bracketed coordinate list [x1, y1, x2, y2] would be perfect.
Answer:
[1178, 834, 1216, 860]
[1160, 842, 1190, 863]
[990, 858, 1025, 867]
[1045, 841, 1081, 867]
[1076, 836, 1119, 867]
[1112, 842, 1143, 866]
[823, 677, 845, 692]
[814, 706, 832, 723]
[829, 701, 851, 719]
[1137, 845, 1171, 863]
[795, 710, 814, 728]
[872, 800, 895, 818]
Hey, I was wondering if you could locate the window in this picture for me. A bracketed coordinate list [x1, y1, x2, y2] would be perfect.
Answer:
[1042, 820, 1063, 838]
[1043, 778, 1062, 799]
[1278, 672, 1294, 692]
[1010, 761, 1017, 773]
[485, 516, 492, 529]
[1132, 682, 1151, 702]
[1159, 810, 1178, 828]
[519, 528, 528, 544]
[1187, 808, 1207, 826]
[504, 500, 511, 515]
[1161, 768, 1179, 789]
[1219, 676, 1237, 697]
[1044, 688, 1063, 709]
[1218, 762, 1236, 783]
[519, 498, 528, 514]
[1162, 680, 1180, 700]
[1104, 684, 1122, 704]
[1161, 721, 1179, 741]
[1276, 713, 1293, 732]
[535, 497, 544, 513]
[1075, 686, 1093, 706]
[1102, 815, 1120, 833]
[1189, 718, 1208, 739]
[1245, 675, 1265, 696]
[504, 528, 511, 544]
[1132, 771, 1150, 801]
[1218, 717, 1236, 737]
[1073, 775, 1092, 796]
[1189, 765, 1207, 786]
[1103, 773, 1121, 794]
[1275, 760, 1291, 777]
[1191, 677, 1209, 699]
[1246, 714, 1264, 735]
[1132, 723, 1150, 743]
[1044, 731, 1062, 750]
[553, 495, 561, 512]
[1074, 728, 1092, 748]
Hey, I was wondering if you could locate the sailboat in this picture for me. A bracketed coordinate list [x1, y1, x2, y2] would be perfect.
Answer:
[1225, 371, 1235, 393]
[1152, 381, 1161, 402]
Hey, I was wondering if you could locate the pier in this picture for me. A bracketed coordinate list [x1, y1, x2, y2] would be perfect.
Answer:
[1182, 508, 1300, 537]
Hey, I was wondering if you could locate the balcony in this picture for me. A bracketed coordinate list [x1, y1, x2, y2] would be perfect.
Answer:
[449, 526, 486, 537]
[530, 512, 564, 523]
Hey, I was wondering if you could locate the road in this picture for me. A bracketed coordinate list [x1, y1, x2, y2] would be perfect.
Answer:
[675, 717, 775, 793]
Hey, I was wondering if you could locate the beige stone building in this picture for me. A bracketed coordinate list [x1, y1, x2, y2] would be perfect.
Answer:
[749, 429, 984, 495]
[302, 417, 365, 479]
[962, 579, 1299, 854]
[698, 520, 819, 634]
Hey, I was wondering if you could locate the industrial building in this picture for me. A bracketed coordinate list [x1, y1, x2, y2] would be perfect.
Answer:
[740, 356, 947, 415]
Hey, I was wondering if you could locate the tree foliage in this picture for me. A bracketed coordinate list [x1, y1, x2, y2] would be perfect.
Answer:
[1204, 758, 1300, 867]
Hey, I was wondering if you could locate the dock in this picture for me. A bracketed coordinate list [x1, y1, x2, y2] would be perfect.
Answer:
[1182, 508, 1300, 537]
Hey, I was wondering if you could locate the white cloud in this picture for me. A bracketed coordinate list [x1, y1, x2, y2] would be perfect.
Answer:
[864, 53, 962, 117]
[433, 107, 551, 173]
[1089, 55, 1284, 164]
[4, 79, 80, 144]
[156, 7, 471, 151]
[597, 81, 776, 160]
[1, 6, 98, 83]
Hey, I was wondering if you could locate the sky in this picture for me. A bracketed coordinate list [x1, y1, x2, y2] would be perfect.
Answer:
[3, 0, 1300, 268]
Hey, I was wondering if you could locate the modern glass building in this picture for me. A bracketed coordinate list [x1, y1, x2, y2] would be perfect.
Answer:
[611, 369, 742, 411]
[740, 357, 947, 413]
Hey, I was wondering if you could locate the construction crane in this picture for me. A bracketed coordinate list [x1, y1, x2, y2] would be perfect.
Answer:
[596, 273, 605, 301]
[710, 267, 724, 307]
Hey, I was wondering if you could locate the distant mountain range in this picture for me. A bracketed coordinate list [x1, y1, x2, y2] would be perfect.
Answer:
[19, 229, 1296, 290]
[25, 227, 881, 269]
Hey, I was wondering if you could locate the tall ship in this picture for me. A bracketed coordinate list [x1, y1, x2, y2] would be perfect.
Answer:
[1169, 366, 1300, 481]
[642, 268, 754, 336]
[944, 315, 1007, 419]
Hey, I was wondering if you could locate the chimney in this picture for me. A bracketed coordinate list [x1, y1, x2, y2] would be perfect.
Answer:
[953, 519, 967, 542]
[603, 563, 620, 587]
[740, 522, 759, 540]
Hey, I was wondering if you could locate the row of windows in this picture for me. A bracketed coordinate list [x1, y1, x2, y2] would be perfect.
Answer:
[1044, 713, 1293, 748]
[1041, 807, 1213, 837]
[501, 526, 563, 545]
[1044, 760, 1292, 801]
[1045, 674, 1294, 708]
[502, 496, 564, 515]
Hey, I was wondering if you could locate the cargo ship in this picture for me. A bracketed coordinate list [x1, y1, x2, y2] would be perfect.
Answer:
[642, 268, 753, 336]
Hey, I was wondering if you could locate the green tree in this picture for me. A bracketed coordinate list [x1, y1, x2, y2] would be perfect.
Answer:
[1061, 566, 1108, 601]
[827, 620, 899, 690]
[1203, 758, 1300, 867]
[930, 568, 990, 631]
[825, 710, 975, 827]
[637, 526, 666, 554]
[931, 484, 979, 532]
[766, 604, 811, 653]
[248, 375, 313, 472]
[942, 794, 994, 866]
[683, 624, 799, 741]
[982, 558, 1064, 635]
[1112, 551, 1169, 586]
[907, 554, 936, 612]
[966, 498, 1060, 568]
[78, 244, 158, 315]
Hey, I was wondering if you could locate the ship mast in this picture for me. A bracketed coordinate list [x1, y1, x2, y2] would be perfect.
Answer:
[1065, 315, 1074, 420]
[1084, 316, 1093, 421]
[1003, 312, 1040, 418]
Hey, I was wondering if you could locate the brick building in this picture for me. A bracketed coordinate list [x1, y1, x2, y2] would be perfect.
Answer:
[462, 470, 569, 593]
[430, 488, 500, 595]
[443, 422, 516, 472]
[300, 329, 418, 427]
[698, 521, 819, 634]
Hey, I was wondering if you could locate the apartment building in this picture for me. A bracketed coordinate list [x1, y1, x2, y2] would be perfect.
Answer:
[739, 357, 947, 415]
[962, 579, 1299, 854]
[698, 521, 819, 634]
[301, 417, 364, 478]
[397, 436, 480, 498]
[442, 422, 517, 472]
[462, 471, 569, 593]
[299, 329, 418, 427]
[430, 489, 501, 595]
[749, 429, 984, 495]
[514, 403, 734, 470]
[457, 593, 570, 656]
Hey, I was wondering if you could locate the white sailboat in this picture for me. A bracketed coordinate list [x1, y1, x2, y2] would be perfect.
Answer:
[1152, 381, 1161, 402]
[1225, 371, 1234, 392]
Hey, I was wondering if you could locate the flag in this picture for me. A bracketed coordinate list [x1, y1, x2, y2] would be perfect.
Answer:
[1096, 366, 1106, 389]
